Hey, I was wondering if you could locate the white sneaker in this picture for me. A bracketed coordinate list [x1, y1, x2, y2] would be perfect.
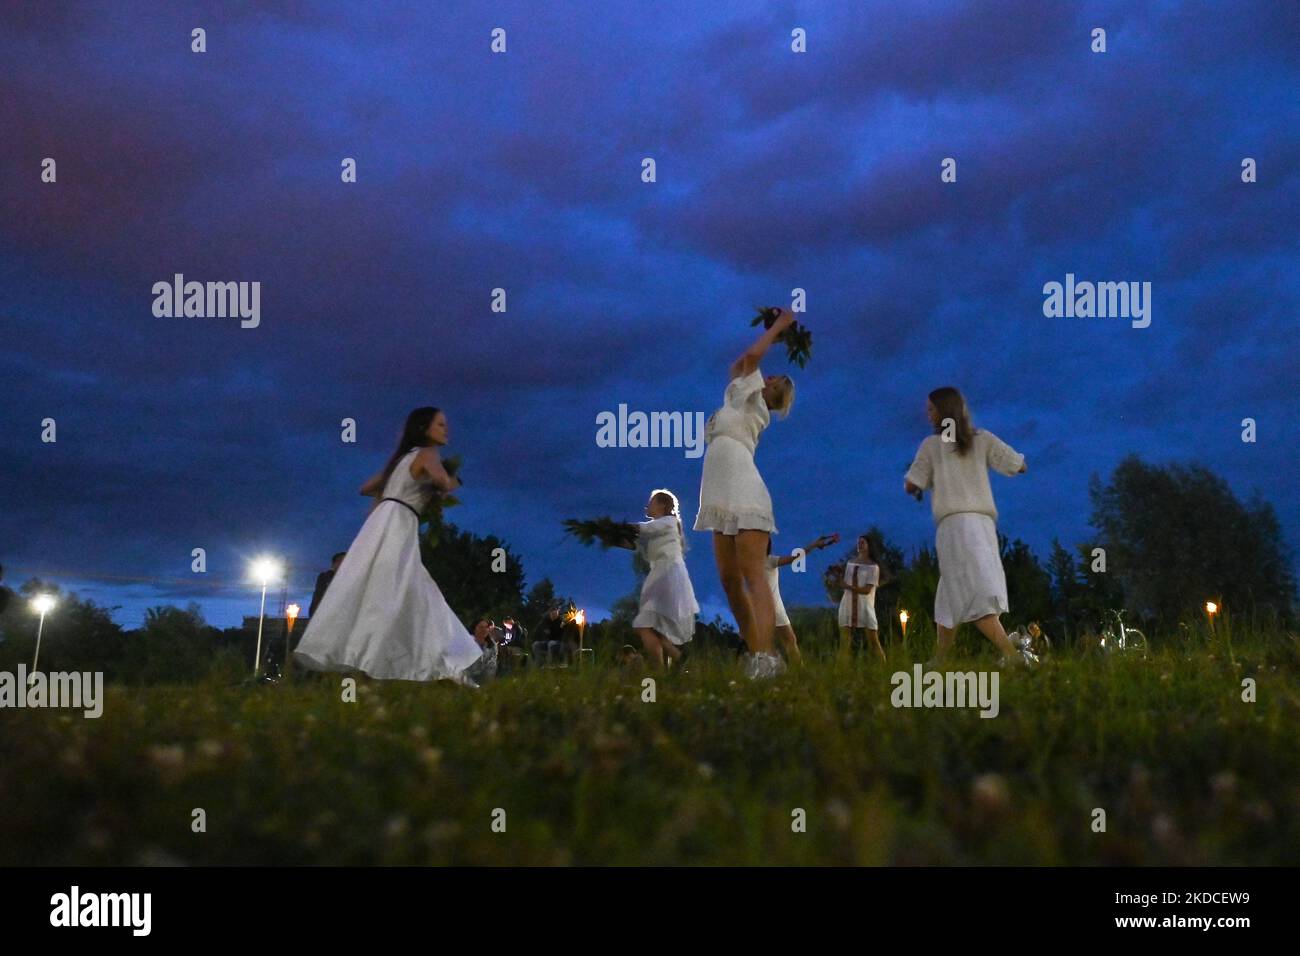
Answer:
[744, 652, 786, 680]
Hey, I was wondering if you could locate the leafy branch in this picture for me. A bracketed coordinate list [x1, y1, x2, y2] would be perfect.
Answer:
[751, 307, 813, 368]
[563, 517, 640, 549]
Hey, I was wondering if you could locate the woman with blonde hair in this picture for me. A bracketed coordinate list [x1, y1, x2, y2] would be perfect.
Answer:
[694, 308, 798, 679]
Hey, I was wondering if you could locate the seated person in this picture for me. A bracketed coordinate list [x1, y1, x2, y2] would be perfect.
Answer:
[465, 618, 501, 684]
[531, 600, 577, 666]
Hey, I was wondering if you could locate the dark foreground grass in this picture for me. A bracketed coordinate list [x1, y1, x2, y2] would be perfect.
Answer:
[3, 634, 1298, 865]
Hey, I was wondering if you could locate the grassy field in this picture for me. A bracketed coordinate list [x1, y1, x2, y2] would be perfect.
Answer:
[3, 627, 1298, 866]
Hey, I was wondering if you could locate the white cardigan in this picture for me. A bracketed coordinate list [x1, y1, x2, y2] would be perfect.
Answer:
[905, 430, 1024, 524]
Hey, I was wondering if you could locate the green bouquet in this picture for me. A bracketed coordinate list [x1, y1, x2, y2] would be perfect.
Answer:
[751, 307, 813, 368]
[563, 517, 640, 549]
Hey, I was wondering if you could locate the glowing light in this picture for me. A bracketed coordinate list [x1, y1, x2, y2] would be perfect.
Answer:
[1205, 601, 1218, 615]
[898, 610, 909, 625]
[286, 603, 300, 623]
[576, 609, 586, 627]
[250, 557, 283, 586]
[30, 594, 56, 615]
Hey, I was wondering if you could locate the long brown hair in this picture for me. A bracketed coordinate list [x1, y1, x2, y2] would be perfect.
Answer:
[376, 406, 441, 496]
[928, 386, 975, 456]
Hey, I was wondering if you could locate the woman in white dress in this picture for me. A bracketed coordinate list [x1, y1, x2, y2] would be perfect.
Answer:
[767, 532, 839, 665]
[903, 387, 1027, 664]
[837, 535, 886, 662]
[694, 308, 798, 679]
[614, 489, 699, 668]
[294, 407, 484, 683]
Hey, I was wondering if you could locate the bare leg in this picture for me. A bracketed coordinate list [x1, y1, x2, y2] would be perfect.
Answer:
[972, 614, 1018, 658]
[776, 624, 802, 665]
[865, 628, 885, 662]
[661, 639, 682, 664]
[736, 531, 775, 654]
[934, 624, 957, 661]
[635, 627, 665, 668]
[838, 626, 855, 660]
[713, 533, 756, 651]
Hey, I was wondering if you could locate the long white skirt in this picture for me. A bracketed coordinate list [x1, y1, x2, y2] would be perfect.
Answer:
[694, 436, 777, 535]
[294, 500, 483, 682]
[632, 559, 699, 645]
[934, 512, 1008, 629]
[770, 575, 790, 628]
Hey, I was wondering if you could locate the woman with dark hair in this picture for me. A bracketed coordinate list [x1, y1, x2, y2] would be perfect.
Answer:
[837, 534, 886, 662]
[294, 407, 483, 684]
[904, 387, 1027, 664]
[694, 308, 798, 680]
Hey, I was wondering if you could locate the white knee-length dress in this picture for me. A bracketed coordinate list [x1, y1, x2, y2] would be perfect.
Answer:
[293, 450, 483, 682]
[632, 515, 699, 645]
[694, 368, 777, 535]
[837, 560, 879, 630]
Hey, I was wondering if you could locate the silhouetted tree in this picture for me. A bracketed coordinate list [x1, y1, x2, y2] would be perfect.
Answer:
[1089, 456, 1295, 627]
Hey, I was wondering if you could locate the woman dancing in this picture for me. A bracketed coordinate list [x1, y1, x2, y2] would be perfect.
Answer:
[768, 533, 839, 665]
[838, 534, 886, 662]
[294, 407, 484, 683]
[694, 308, 798, 679]
[903, 387, 1027, 664]
[614, 489, 699, 668]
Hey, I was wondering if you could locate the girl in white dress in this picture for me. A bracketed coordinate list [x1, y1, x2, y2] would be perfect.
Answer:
[694, 309, 797, 680]
[767, 532, 839, 665]
[614, 489, 699, 668]
[903, 387, 1027, 663]
[294, 407, 484, 683]
[837, 535, 886, 662]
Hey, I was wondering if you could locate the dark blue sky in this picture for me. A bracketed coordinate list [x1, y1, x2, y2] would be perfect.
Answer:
[2, 1, 1297, 628]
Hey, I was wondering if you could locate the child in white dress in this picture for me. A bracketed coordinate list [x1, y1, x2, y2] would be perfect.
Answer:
[837, 535, 886, 662]
[767, 533, 839, 665]
[694, 308, 798, 680]
[903, 387, 1027, 664]
[614, 489, 699, 668]
[295, 407, 483, 683]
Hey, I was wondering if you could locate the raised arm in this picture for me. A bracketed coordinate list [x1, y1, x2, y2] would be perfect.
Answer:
[730, 308, 795, 379]
[413, 447, 461, 492]
[774, 533, 838, 568]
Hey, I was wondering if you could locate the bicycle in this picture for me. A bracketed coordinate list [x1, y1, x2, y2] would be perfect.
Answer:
[1099, 608, 1148, 656]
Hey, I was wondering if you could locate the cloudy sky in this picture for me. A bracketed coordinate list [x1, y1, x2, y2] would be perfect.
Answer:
[2, 0, 1297, 628]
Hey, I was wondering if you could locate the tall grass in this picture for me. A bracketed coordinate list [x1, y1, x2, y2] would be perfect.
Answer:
[1, 628, 1296, 865]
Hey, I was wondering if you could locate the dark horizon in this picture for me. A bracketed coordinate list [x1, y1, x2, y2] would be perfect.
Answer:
[3, 1, 1298, 629]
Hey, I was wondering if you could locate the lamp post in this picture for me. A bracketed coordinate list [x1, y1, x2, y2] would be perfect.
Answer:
[250, 558, 283, 679]
[29, 593, 56, 679]
[284, 603, 300, 679]
[898, 609, 909, 651]
[1205, 600, 1218, 634]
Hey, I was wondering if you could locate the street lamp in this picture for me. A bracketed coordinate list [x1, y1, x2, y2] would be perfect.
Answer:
[29, 593, 56, 678]
[249, 557, 283, 679]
